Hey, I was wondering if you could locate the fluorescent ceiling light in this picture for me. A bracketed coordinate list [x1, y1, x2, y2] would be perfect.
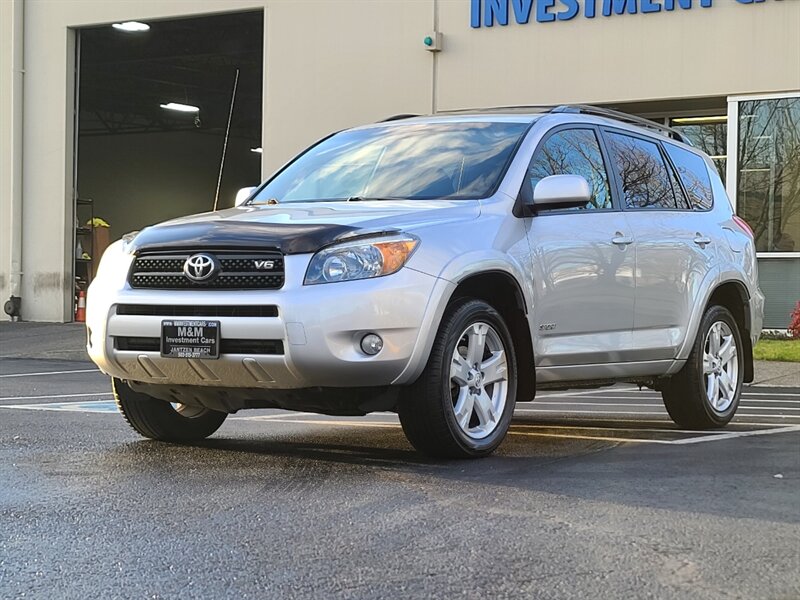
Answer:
[112, 21, 150, 32]
[672, 116, 728, 125]
[160, 102, 200, 113]
[250, 147, 263, 154]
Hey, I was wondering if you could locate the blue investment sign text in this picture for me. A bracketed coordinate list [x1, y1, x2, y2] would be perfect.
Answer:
[471, 0, 770, 27]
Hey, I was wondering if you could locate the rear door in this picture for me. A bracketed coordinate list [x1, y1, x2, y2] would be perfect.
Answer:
[602, 129, 718, 360]
[525, 126, 637, 368]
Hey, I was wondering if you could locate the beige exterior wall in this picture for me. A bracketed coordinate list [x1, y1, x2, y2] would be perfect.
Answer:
[436, 0, 800, 110]
[1, 0, 799, 321]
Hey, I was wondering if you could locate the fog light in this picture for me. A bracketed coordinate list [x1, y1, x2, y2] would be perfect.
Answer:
[360, 333, 383, 355]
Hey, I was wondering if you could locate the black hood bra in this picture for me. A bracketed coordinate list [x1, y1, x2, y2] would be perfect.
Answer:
[128, 220, 376, 255]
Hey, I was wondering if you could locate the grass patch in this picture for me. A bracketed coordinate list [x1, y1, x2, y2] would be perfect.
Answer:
[753, 339, 800, 363]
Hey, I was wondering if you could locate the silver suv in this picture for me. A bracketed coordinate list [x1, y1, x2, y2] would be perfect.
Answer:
[86, 106, 765, 458]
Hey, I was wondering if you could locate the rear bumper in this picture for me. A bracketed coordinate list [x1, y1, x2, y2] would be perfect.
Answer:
[748, 287, 765, 347]
[86, 254, 452, 392]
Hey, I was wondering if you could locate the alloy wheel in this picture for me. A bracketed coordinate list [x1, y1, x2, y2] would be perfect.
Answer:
[702, 320, 739, 413]
[449, 322, 509, 440]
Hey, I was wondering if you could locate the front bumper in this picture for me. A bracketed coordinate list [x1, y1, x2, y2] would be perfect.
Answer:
[87, 254, 452, 392]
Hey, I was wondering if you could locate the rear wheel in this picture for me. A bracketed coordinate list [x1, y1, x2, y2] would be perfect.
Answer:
[112, 378, 227, 442]
[662, 305, 743, 429]
[399, 299, 517, 458]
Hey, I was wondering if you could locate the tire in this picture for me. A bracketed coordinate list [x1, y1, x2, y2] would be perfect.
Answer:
[112, 378, 227, 442]
[662, 305, 744, 429]
[399, 299, 518, 458]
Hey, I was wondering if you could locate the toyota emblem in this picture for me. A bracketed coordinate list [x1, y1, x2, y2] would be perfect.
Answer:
[183, 253, 219, 282]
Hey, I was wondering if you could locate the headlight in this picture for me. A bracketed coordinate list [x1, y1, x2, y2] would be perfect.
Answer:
[304, 234, 419, 285]
[91, 239, 134, 288]
[120, 230, 139, 254]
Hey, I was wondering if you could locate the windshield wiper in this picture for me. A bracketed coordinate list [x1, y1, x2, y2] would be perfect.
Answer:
[345, 196, 404, 202]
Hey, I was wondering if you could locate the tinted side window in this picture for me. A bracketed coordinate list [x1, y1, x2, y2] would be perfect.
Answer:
[664, 143, 714, 210]
[528, 128, 613, 210]
[605, 132, 680, 210]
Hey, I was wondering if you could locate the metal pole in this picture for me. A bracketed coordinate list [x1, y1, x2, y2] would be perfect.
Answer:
[213, 68, 239, 211]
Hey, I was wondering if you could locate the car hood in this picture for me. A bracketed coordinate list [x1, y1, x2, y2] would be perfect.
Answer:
[128, 200, 480, 255]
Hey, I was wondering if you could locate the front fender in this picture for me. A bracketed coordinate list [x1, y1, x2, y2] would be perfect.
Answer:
[392, 255, 534, 386]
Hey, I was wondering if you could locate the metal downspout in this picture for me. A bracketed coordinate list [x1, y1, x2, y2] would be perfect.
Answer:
[4, 0, 24, 320]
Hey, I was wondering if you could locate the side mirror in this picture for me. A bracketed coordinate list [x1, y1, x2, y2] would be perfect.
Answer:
[532, 175, 591, 211]
[234, 186, 257, 207]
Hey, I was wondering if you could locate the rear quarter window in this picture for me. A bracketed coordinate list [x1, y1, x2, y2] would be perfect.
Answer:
[664, 144, 715, 211]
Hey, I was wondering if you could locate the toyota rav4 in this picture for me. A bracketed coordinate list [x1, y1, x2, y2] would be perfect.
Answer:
[86, 105, 764, 458]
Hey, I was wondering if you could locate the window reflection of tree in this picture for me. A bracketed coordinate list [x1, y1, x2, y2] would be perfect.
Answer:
[528, 130, 612, 210]
[737, 98, 800, 252]
[672, 122, 727, 182]
[607, 134, 677, 209]
[664, 145, 713, 210]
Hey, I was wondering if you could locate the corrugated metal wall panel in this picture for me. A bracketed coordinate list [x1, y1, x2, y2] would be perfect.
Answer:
[757, 258, 800, 329]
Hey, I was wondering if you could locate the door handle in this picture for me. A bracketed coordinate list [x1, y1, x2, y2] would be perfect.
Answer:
[611, 233, 633, 247]
[694, 234, 712, 248]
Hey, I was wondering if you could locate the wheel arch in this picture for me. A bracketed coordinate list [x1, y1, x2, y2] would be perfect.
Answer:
[706, 280, 754, 383]
[448, 270, 536, 402]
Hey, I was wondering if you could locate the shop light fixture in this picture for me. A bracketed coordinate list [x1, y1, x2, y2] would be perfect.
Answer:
[160, 102, 200, 113]
[112, 21, 150, 32]
[250, 147, 263, 153]
[672, 116, 728, 125]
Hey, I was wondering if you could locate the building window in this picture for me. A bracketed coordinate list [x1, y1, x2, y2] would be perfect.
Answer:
[736, 97, 800, 253]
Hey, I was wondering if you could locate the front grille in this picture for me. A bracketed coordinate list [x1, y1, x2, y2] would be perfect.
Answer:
[129, 250, 285, 290]
[116, 304, 279, 318]
[113, 336, 285, 355]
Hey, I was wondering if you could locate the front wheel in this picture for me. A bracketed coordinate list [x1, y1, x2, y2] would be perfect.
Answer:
[662, 305, 743, 429]
[399, 299, 518, 458]
[113, 378, 228, 442]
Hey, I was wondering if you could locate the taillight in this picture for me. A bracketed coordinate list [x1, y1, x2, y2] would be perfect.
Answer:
[733, 215, 754, 238]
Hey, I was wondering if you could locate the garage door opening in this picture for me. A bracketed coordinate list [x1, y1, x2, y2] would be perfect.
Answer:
[72, 10, 263, 301]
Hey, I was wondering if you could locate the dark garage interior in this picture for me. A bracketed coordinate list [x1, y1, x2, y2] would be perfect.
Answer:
[74, 10, 264, 287]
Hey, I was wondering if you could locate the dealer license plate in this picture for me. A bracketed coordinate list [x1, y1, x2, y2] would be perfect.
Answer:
[161, 320, 220, 359]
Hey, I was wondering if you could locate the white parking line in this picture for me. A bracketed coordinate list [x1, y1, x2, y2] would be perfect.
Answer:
[585, 389, 800, 398]
[530, 401, 800, 411]
[535, 388, 640, 399]
[231, 412, 317, 421]
[0, 369, 99, 378]
[513, 416, 788, 427]
[671, 425, 800, 445]
[540, 394, 800, 402]
[510, 423, 750, 435]
[514, 408, 800, 420]
[0, 400, 116, 412]
[213, 417, 800, 445]
[0, 392, 111, 401]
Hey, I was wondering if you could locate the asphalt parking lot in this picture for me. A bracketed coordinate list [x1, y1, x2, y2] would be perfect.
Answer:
[1, 357, 799, 599]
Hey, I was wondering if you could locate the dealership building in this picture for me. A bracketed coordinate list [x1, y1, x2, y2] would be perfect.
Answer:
[0, 0, 798, 327]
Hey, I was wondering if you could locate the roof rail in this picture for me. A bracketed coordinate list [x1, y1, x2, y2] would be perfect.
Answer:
[389, 105, 693, 145]
[380, 114, 419, 122]
[436, 105, 554, 115]
[552, 105, 692, 145]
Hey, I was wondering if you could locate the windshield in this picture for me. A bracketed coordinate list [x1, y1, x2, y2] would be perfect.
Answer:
[251, 121, 530, 203]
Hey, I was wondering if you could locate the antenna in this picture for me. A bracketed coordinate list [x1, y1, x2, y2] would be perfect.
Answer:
[213, 68, 240, 211]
